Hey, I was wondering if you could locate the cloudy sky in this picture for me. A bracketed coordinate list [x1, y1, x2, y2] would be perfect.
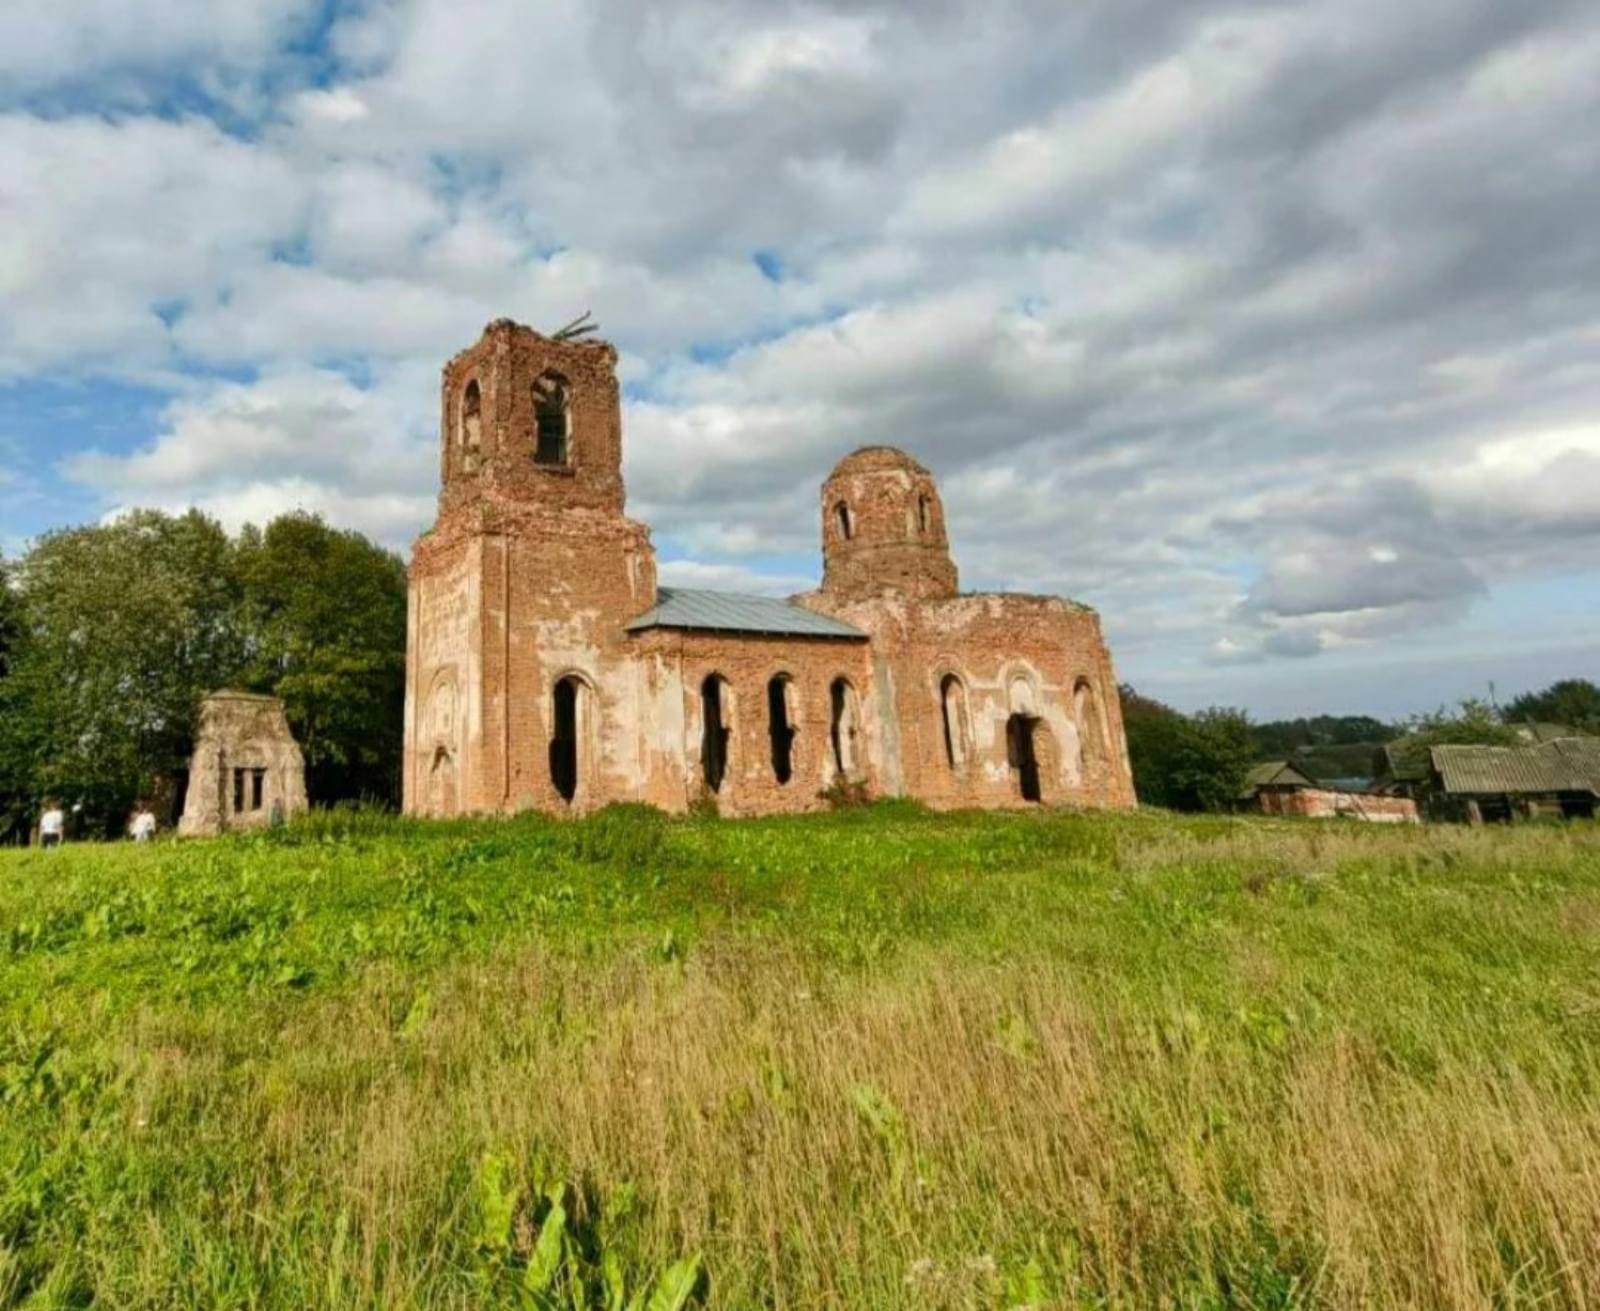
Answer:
[3, 0, 1599, 719]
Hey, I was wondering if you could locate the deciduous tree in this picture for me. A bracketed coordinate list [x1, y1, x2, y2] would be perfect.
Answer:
[1119, 686, 1255, 812]
[234, 513, 407, 805]
[1504, 679, 1600, 732]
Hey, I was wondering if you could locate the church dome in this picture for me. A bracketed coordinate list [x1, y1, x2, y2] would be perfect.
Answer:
[827, 445, 932, 479]
[820, 445, 958, 601]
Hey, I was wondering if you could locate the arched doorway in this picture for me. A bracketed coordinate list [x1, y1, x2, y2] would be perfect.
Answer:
[549, 676, 584, 803]
[1007, 713, 1042, 803]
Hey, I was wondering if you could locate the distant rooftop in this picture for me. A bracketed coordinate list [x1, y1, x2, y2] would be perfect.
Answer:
[1432, 737, 1600, 795]
[1238, 760, 1319, 798]
[625, 587, 866, 640]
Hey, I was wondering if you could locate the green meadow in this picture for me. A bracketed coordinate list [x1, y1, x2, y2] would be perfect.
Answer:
[2, 805, 1598, 1309]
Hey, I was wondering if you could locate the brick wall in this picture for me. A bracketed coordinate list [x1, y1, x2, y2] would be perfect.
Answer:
[1256, 789, 1419, 822]
[405, 320, 1139, 818]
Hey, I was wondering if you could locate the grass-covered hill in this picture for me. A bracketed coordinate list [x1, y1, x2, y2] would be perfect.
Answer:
[3, 805, 1599, 1309]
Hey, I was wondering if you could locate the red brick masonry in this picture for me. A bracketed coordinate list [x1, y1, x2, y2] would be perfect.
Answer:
[404, 320, 1137, 817]
[1257, 790, 1419, 822]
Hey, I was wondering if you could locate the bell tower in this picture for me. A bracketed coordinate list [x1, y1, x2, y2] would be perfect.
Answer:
[438, 317, 625, 516]
[406, 318, 657, 818]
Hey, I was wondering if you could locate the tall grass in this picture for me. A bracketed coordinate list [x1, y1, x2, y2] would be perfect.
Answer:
[2, 806, 1598, 1308]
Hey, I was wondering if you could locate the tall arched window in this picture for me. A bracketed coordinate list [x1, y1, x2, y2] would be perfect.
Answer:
[834, 501, 853, 540]
[829, 677, 859, 777]
[533, 371, 570, 466]
[918, 495, 931, 535]
[461, 379, 482, 453]
[1073, 678, 1104, 772]
[767, 675, 795, 785]
[701, 675, 731, 793]
[939, 673, 968, 769]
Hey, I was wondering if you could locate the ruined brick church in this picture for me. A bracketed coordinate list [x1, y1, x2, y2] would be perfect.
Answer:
[403, 319, 1135, 817]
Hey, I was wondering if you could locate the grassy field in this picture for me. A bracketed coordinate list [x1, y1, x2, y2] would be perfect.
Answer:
[2, 804, 1598, 1310]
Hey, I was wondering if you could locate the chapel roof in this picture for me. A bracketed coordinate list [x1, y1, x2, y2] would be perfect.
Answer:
[625, 587, 866, 640]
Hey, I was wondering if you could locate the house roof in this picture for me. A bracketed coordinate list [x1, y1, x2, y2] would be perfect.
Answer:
[1374, 742, 1429, 783]
[1512, 721, 1586, 744]
[1431, 738, 1600, 796]
[1239, 760, 1320, 797]
[625, 587, 867, 640]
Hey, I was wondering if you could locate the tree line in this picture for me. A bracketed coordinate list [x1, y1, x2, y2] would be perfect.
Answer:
[1121, 680, 1599, 812]
[2, 506, 1593, 836]
[0, 510, 407, 842]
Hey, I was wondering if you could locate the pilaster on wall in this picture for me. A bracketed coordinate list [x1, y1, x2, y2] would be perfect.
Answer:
[477, 532, 510, 810]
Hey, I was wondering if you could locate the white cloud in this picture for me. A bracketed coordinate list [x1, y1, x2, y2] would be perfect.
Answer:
[1, 0, 1597, 716]
[0, 0, 312, 97]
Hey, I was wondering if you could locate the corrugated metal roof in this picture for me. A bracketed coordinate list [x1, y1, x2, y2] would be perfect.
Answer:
[1432, 738, 1600, 795]
[625, 587, 867, 639]
[1512, 721, 1583, 744]
[1550, 735, 1600, 781]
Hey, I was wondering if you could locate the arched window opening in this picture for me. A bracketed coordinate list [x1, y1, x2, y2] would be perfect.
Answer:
[830, 677, 859, 777]
[550, 676, 582, 803]
[939, 674, 968, 769]
[918, 495, 931, 535]
[533, 371, 570, 466]
[1073, 678, 1105, 772]
[701, 675, 730, 793]
[461, 379, 482, 452]
[834, 501, 854, 541]
[1007, 714, 1043, 803]
[767, 675, 795, 785]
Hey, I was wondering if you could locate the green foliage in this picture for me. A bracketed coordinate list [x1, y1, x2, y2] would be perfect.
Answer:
[1504, 678, 1600, 732]
[473, 1156, 703, 1310]
[0, 555, 38, 845]
[1249, 713, 1399, 783]
[5, 510, 242, 834]
[1387, 698, 1521, 779]
[1120, 686, 1255, 811]
[1251, 714, 1399, 754]
[233, 513, 407, 805]
[0, 553, 21, 682]
[0, 509, 406, 835]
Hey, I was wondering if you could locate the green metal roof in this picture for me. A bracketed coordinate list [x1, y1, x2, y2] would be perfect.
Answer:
[1431, 738, 1600, 796]
[625, 588, 866, 640]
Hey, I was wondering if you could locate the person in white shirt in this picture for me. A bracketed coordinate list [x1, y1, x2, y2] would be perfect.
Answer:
[39, 803, 65, 850]
[129, 806, 157, 843]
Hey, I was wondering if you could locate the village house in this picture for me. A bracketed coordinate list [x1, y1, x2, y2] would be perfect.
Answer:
[1236, 760, 1418, 822]
[1424, 738, 1600, 823]
[403, 319, 1136, 817]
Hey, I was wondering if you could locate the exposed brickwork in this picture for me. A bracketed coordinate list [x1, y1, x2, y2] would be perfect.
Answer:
[821, 446, 959, 601]
[404, 319, 1137, 817]
[1254, 789, 1419, 822]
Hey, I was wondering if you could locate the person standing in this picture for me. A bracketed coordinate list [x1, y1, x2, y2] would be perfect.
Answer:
[129, 804, 157, 843]
[39, 802, 65, 850]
